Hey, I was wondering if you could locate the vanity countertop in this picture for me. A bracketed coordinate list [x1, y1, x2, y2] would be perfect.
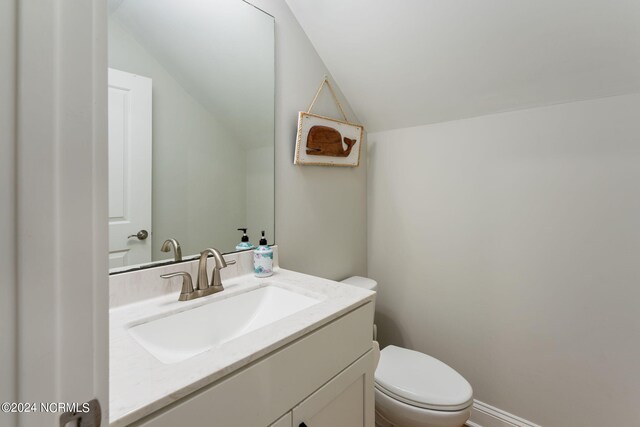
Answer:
[109, 268, 375, 426]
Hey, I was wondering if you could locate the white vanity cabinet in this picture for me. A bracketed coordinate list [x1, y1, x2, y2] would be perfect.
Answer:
[131, 301, 375, 427]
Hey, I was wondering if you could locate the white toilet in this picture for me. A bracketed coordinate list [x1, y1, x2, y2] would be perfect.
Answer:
[341, 276, 473, 427]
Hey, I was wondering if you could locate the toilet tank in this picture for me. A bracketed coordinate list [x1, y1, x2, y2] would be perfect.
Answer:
[341, 276, 378, 341]
[341, 276, 378, 292]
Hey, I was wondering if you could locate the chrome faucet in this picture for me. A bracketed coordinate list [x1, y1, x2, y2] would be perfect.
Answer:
[160, 238, 182, 262]
[161, 247, 235, 302]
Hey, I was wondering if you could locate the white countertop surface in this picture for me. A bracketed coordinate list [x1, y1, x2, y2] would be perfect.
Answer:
[109, 267, 374, 426]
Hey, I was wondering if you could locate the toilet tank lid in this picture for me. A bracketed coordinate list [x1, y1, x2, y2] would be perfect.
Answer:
[340, 276, 377, 291]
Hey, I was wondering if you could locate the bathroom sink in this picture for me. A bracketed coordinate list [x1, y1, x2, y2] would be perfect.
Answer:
[128, 285, 321, 363]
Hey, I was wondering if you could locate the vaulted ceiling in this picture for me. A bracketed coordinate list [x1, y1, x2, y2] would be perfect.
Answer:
[286, 0, 640, 132]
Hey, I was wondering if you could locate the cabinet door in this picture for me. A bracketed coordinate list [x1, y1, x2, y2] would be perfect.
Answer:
[293, 350, 375, 427]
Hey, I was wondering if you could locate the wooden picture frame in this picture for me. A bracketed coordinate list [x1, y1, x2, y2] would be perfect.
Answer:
[294, 112, 364, 167]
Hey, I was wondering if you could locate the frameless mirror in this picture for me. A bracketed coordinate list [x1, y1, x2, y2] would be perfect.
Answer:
[107, 0, 274, 273]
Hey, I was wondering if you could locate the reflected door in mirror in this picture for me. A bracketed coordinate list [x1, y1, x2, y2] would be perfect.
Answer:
[108, 68, 152, 268]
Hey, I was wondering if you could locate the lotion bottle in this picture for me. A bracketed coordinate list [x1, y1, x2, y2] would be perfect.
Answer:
[235, 228, 254, 251]
[253, 231, 273, 277]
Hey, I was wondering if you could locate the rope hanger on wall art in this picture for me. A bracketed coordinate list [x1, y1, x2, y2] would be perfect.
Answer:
[294, 75, 364, 167]
[307, 75, 349, 122]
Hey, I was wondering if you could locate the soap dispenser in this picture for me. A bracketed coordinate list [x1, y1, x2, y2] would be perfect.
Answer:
[235, 228, 254, 251]
[253, 231, 273, 277]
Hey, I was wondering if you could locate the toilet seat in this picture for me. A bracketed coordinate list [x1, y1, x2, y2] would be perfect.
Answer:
[375, 387, 472, 427]
[375, 346, 473, 412]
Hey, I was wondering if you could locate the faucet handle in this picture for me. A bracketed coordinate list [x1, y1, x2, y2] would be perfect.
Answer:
[160, 272, 194, 301]
[209, 259, 236, 289]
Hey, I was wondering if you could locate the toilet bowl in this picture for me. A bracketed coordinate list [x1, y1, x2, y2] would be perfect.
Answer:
[374, 345, 472, 427]
[341, 277, 473, 427]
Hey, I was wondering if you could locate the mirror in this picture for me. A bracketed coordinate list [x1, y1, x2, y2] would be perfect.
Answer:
[107, 0, 274, 273]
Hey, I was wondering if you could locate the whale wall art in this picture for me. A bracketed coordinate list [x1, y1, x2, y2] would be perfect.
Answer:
[294, 112, 364, 167]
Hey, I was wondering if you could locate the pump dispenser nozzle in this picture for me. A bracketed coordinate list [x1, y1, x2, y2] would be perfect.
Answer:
[237, 228, 249, 242]
[235, 228, 254, 250]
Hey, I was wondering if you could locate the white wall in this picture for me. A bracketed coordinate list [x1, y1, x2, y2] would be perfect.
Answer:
[368, 93, 640, 426]
[246, 145, 275, 244]
[246, 0, 368, 280]
[0, 0, 16, 424]
[109, 18, 247, 259]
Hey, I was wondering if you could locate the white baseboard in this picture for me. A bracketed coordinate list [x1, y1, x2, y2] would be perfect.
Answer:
[467, 400, 542, 427]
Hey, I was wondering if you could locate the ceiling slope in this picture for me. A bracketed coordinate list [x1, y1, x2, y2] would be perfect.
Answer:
[286, 0, 640, 132]
[110, 0, 274, 149]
